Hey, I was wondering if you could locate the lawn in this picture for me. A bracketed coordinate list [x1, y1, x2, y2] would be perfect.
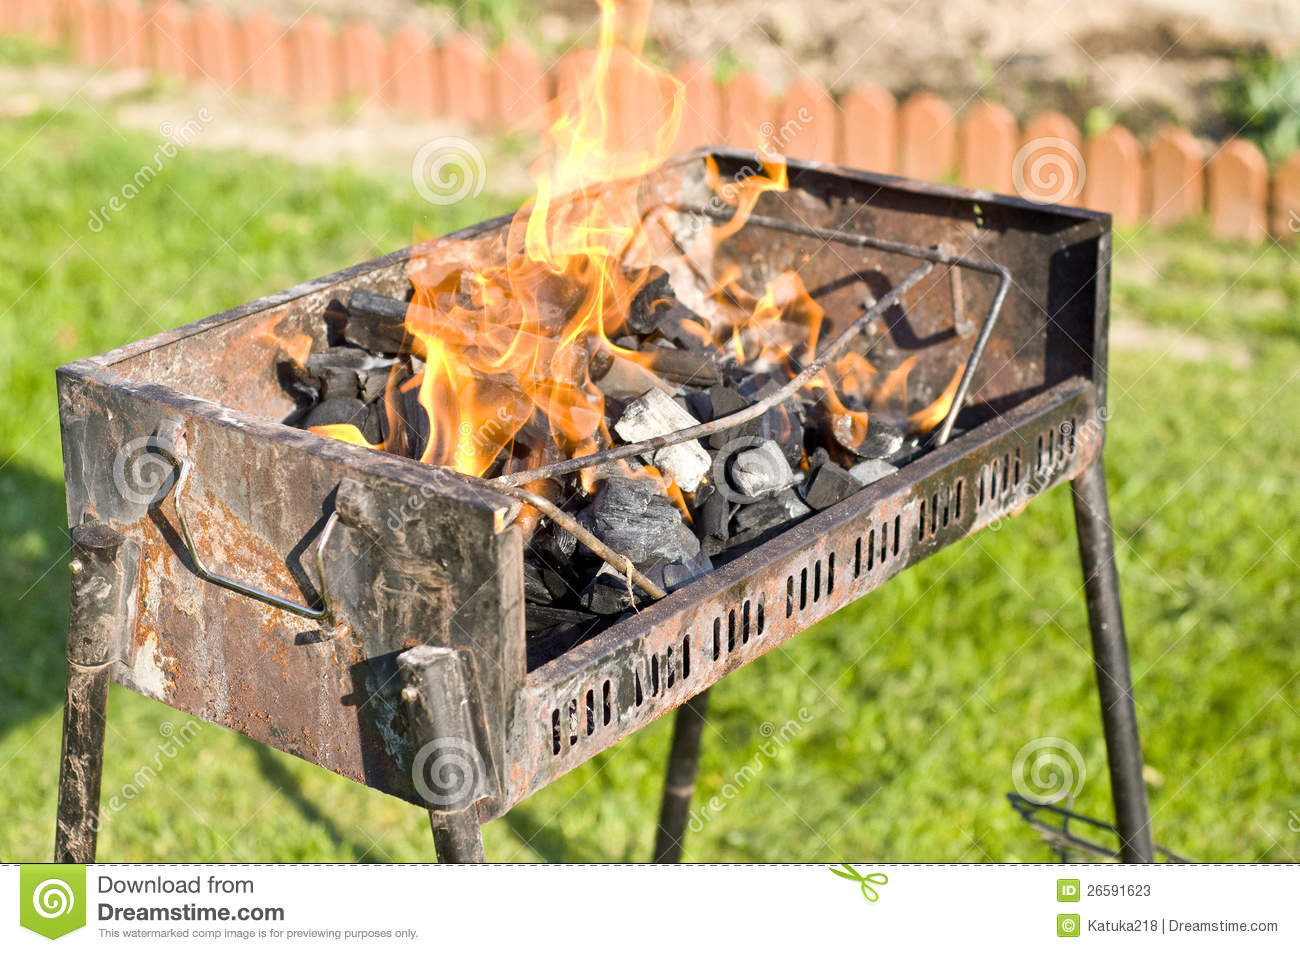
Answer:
[1, 100, 1296, 863]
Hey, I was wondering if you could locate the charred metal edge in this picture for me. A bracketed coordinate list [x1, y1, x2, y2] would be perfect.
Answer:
[75, 147, 1106, 373]
[501, 378, 1099, 814]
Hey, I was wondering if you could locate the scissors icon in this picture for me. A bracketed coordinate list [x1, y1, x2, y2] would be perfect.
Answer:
[828, 864, 888, 902]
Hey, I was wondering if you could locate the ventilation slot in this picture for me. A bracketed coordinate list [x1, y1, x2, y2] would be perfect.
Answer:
[585, 689, 595, 736]
[742, 600, 751, 644]
[681, 638, 691, 681]
[893, 515, 901, 556]
[567, 698, 578, 747]
[756, 594, 766, 634]
[728, 609, 737, 653]
[827, 553, 836, 595]
[713, 618, 721, 661]
[854, 537, 862, 577]
[954, 479, 964, 520]
[551, 709, 561, 755]
[602, 680, 612, 726]
[813, 561, 822, 602]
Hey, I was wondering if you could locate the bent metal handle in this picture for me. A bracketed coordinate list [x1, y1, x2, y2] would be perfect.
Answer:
[169, 455, 338, 621]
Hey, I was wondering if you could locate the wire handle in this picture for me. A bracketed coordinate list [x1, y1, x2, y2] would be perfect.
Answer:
[169, 454, 338, 621]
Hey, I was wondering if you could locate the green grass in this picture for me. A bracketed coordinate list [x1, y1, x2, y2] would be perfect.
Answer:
[1, 104, 1297, 863]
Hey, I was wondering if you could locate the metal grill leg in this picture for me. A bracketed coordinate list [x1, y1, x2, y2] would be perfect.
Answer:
[1070, 455, 1155, 863]
[429, 812, 486, 863]
[653, 688, 710, 862]
[55, 522, 138, 863]
[397, 645, 488, 864]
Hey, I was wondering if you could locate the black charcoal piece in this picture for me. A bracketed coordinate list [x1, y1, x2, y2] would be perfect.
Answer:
[525, 605, 600, 633]
[653, 301, 709, 348]
[345, 288, 411, 354]
[847, 422, 906, 459]
[580, 565, 638, 615]
[729, 489, 812, 546]
[579, 476, 700, 565]
[801, 460, 865, 510]
[848, 458, 898, 485]
[523, 563, 554, 605]
[693, 486, 730, 541]
[643, 345, 720, 387]
[684, 389, 713, 423]
[728, 439, 799, 499]
[661, 549, 713, 591]
[625, 267, 672, 335]
[301, 396, 369, 432]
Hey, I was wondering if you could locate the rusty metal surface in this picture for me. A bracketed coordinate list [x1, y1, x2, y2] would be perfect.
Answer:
[502, 379, 1100, 815]
[58, 361, 521, 809]
[57, 148, 1111, 818]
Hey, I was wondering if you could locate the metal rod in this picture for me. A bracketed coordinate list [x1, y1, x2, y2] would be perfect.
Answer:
[171, 458, 338, 621]
[653, 688, 711, 862]
[55, 521, 139, 862]
[663, 204, 1012, 449]
[1070, 453, 1155, 863]
[494, 262, 935, 487]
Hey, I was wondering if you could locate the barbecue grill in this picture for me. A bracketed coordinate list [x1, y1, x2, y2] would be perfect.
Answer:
[53, 148, 1155, 863]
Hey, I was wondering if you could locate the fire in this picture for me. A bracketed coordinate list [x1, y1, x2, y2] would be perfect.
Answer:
[312, 0, 960, 489]
[908, 363, 965, 434]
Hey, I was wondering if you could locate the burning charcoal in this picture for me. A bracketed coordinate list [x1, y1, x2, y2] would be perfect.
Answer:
[800, 460, 865, 510]
[642, 345, 720, 387]
[729, 489, 812, 547]
[591, 352, 676, 401]
[345, 288, 411, 354]
[652, 301, 710, 349]
[395, 387, 430, 459]
[625, 267, 672, 335]
[834, 420, 905, 459]
[579, 476, 700, 565]
[707, 382, 804, 466]
[728, 440, 799, 499]
[848, 458, 898, 485]
[613, 389, 711, 493]
[301, 396, 369, 433]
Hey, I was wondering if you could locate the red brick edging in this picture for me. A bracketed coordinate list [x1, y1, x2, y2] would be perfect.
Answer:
[3, 0, 1296, 243]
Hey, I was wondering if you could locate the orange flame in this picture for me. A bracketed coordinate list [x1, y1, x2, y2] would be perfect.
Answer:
[908, 363, 965, 434]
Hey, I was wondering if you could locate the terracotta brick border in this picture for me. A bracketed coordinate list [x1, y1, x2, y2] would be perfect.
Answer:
[6, 2, 1297, 242]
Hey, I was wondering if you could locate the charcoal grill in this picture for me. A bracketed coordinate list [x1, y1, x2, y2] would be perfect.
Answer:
[53, 148, 1155, 863]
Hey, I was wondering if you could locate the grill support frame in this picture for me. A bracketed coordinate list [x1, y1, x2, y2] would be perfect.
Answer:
[48, 149, 1155, 863]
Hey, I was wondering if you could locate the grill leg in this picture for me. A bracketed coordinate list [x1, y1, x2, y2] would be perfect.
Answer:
[1070, 455, 1155, 863]
[653, 688, 710, 862]
[396, 646, 488, 863]
[429, 811, 486, 863]
[55, 522, 138, 863]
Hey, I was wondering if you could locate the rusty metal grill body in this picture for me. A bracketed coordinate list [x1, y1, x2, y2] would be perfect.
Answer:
[53, 149, 1152, 862]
